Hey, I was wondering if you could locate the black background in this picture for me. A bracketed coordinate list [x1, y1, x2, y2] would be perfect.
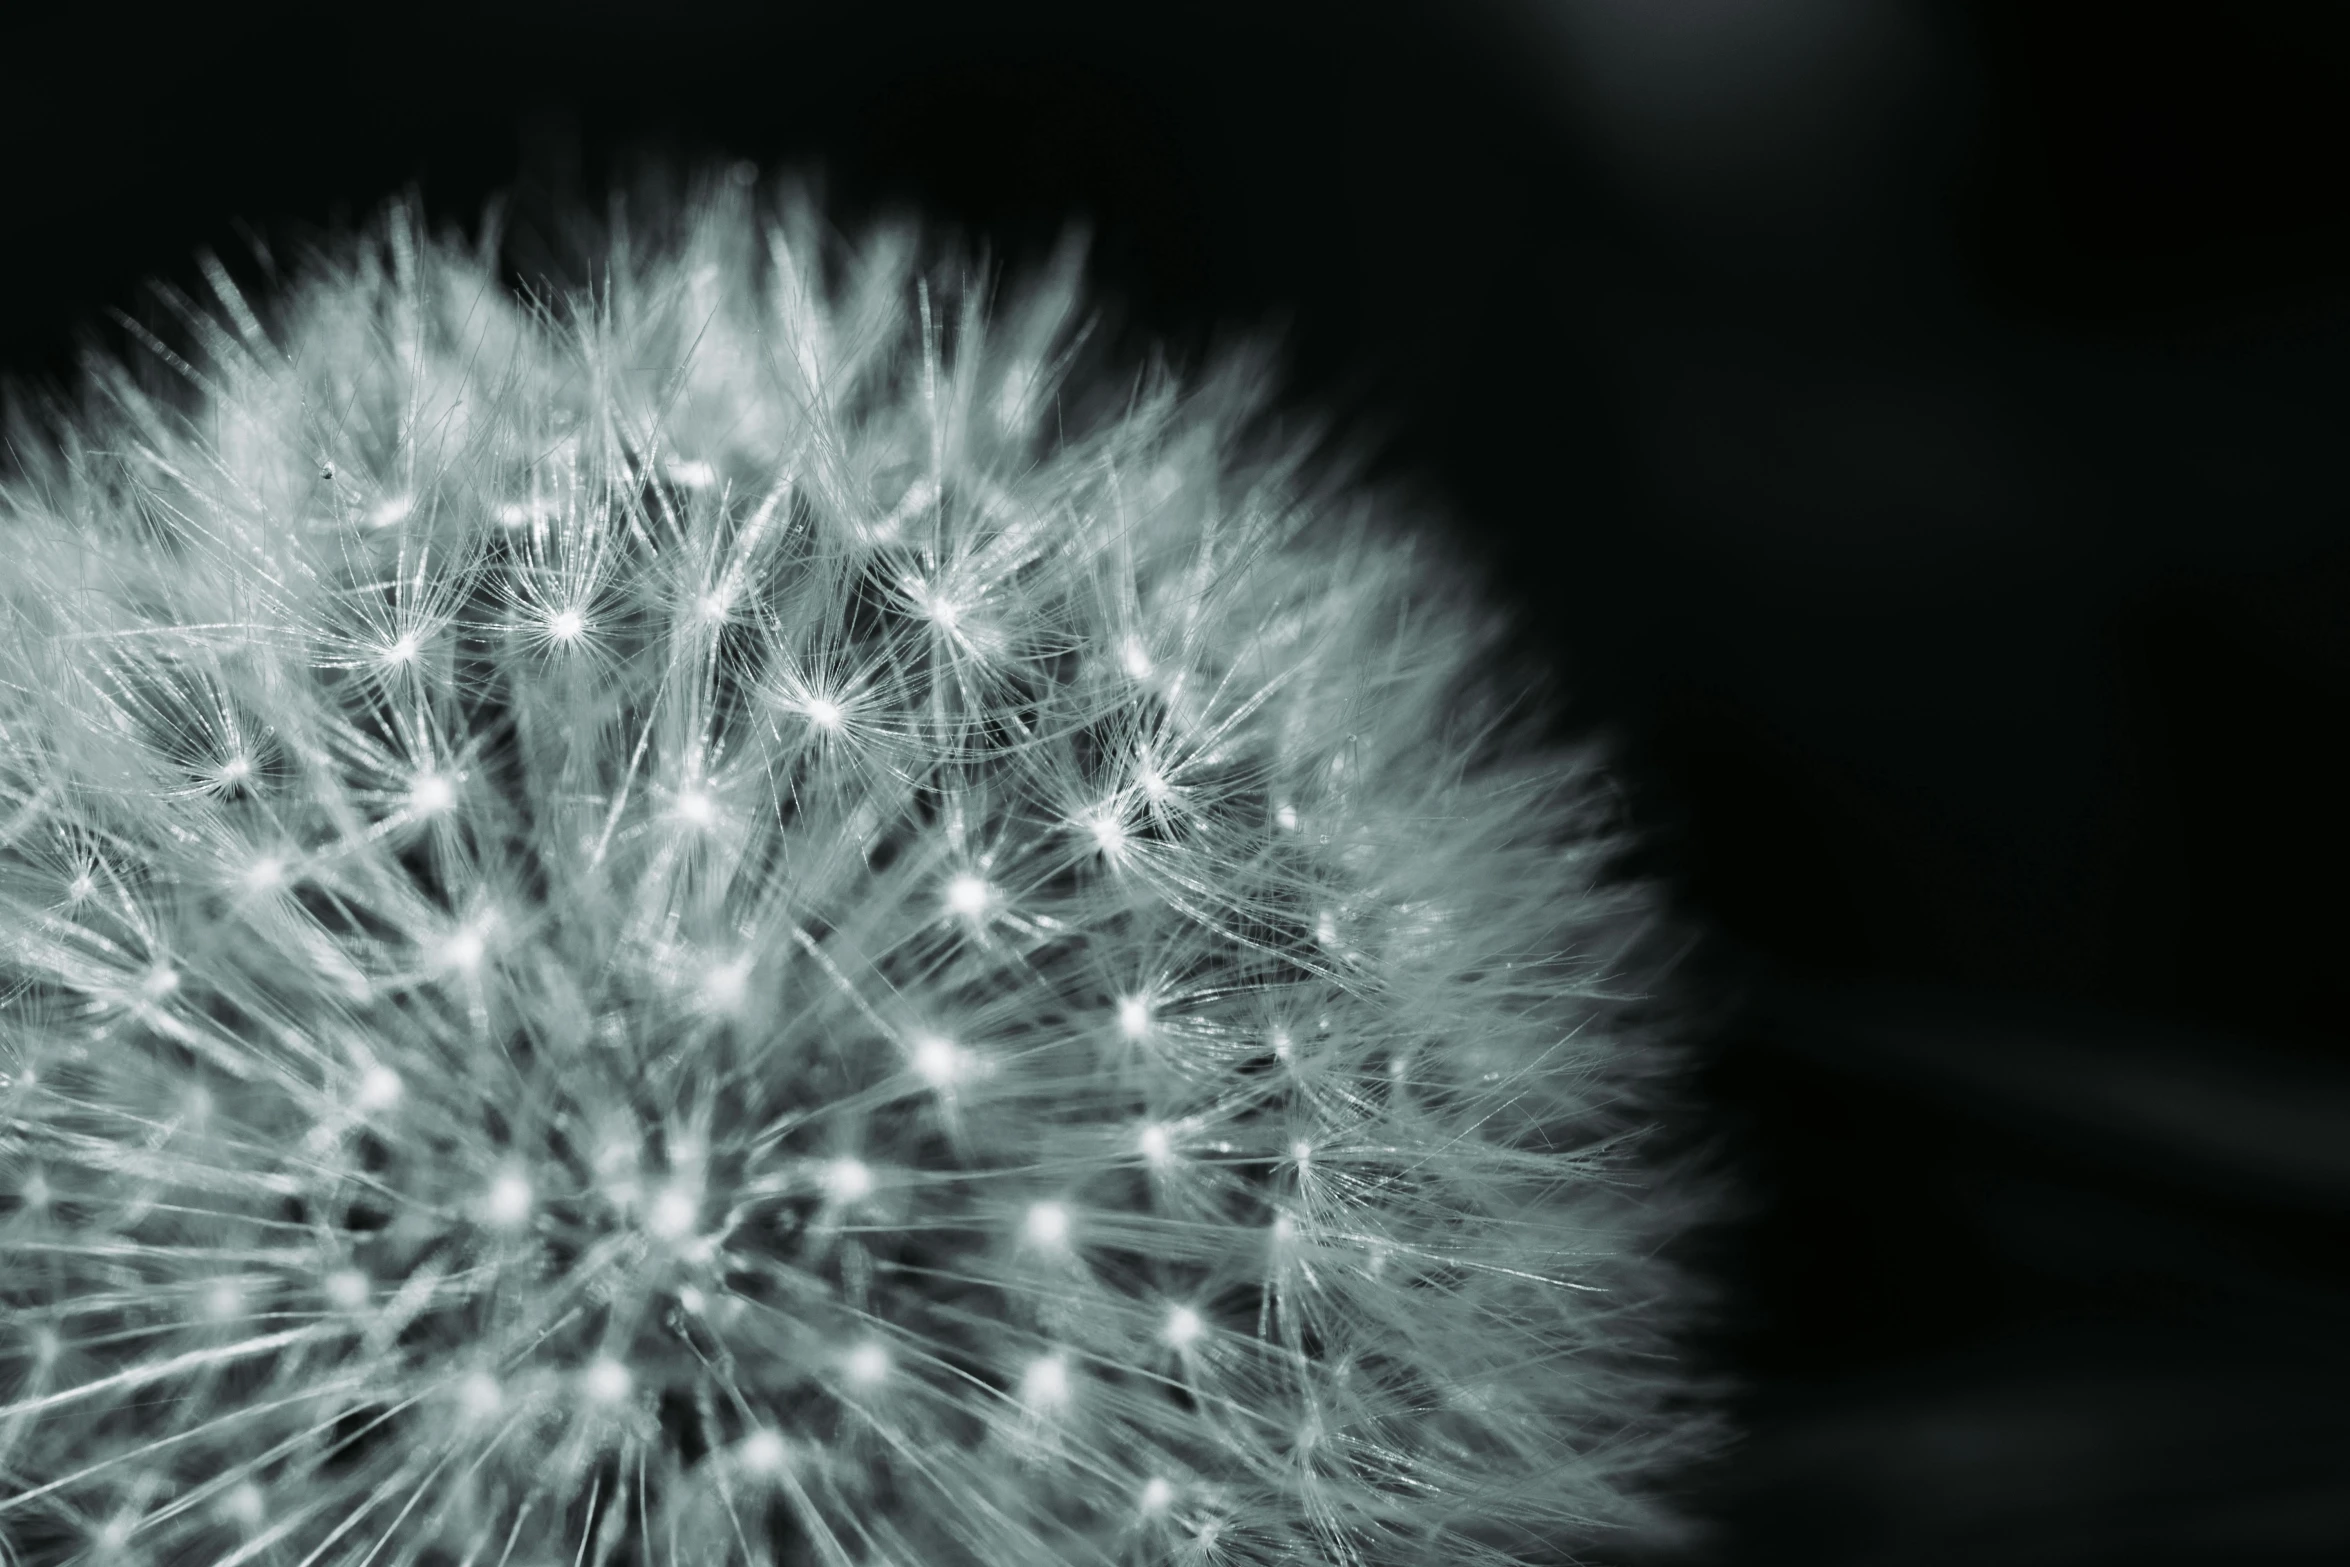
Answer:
[4, 3, 2346, 1560]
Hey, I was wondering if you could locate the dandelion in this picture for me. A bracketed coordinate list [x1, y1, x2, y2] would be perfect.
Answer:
[0, 174, 1701, 1565]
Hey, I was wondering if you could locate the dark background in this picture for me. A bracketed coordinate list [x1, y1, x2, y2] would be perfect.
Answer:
[5, 2, 2345, 1560]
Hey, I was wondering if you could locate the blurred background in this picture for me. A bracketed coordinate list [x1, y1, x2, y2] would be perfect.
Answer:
[4, 2, 2345, 1560]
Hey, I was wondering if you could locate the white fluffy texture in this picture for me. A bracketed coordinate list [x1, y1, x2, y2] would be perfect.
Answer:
[0, 185, 1692, 1565]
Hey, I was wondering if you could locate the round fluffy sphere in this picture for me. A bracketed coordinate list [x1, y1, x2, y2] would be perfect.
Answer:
[0, 178, 1696, 1565]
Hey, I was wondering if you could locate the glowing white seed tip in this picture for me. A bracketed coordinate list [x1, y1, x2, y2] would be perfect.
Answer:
[803, 695, 844, 730]
[1271, 1028, 1293, 1061]
[1293, 1139, 1313, 1167]
[370, 494, 414, 528]
[218, 755, 252, 783]
[1316, 911, 1340, 946]
[1164, 1305, 1204, 1347]
[677, 1285, 706, 1315]
[740, 1428, 789, 1475]
[547, 608, 586, 641]
[410, 773, 456, 814]
[668, 458, 718, 489]
[1272, 1214, 1298, 1244]
[242, 854, 285, 891]
[1120, 636, 1154, 679]
[1140, 1477, 1175, 1514]
[1139, 767, 1169, 800]
[384, 633, 420, 665]
[222, 1480, 267, 1526]
[355, 1064, 402, 1111]
[702, 957, 751, 1011]
[324, 1269, 368, 1310]
[673, 789, 716, 827]
[912, 1034, 963, 1086]
[944, 873, 991, 917]
[202, 1279, 243, 1319]
[1276, 802, 1300, 831]
[1138, 1123, 1174, 1165]
[442, 929, 485, 972]
[647, 1185, 698, 1240]
[66, 873, 95, 902]
[1117, 996, 1150, 1039]
[697, 591, 731, 622]
[1024, 1201, 1070, 1247]
[822, 1158, 873, 1203]
[583, 1357, 632, 1405]
[1022, 1353, 1071, 1409]
[458, 1371, 503, 1419]
[484, 1171, 533, 1227]
[141, 965, 180, 999]
[1087, 811, 1127, 855]
[843, 1341, 890, 1386]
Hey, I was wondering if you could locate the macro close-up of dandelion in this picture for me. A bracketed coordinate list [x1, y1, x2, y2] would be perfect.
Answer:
[0, 173, 1701, 1565]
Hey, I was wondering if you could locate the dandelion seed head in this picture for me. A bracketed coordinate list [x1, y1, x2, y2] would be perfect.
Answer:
[0, 181, 1697, 1565]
